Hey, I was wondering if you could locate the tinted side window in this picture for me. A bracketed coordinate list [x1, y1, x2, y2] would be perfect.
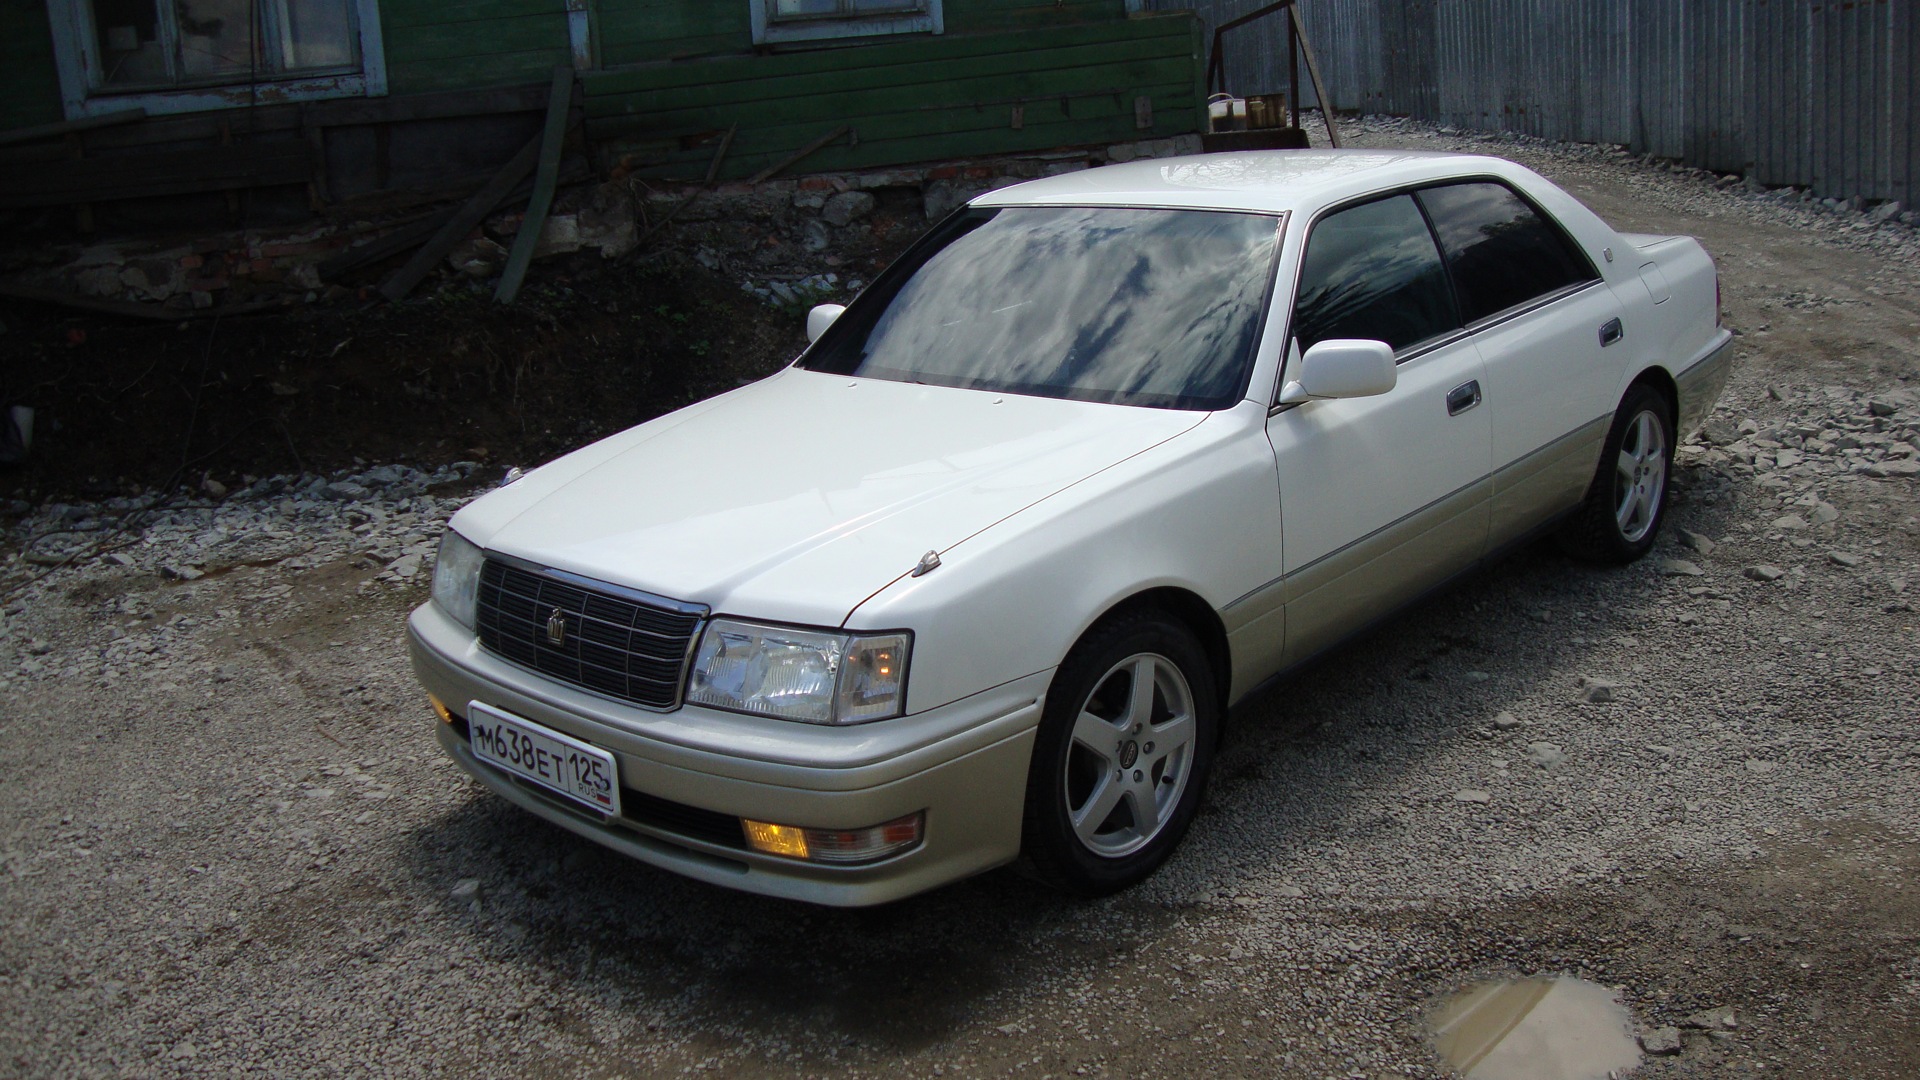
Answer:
[1417, 182, 1598, 324]
[1292, 194, 1457, 353]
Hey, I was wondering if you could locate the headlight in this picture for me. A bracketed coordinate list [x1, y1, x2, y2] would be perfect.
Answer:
[431, 529, 484, 630]
[686, 619, 910, 724]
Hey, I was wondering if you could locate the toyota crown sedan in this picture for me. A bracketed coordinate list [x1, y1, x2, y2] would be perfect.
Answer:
[409, 150, 1731, 905]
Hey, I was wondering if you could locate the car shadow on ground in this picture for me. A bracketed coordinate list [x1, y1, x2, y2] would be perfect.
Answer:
[396, 474, 1733, 1057]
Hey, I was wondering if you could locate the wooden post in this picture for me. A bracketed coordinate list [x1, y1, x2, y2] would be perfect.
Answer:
[380, 136, 542, 303]
[1288, 16, 1300, 129]
[703, 123, 738, 184]
[495, 65, 576, 304]
[747, 125, 852, 184]
[1288, 6, 1341, 148]
[65, 132, 93, 234]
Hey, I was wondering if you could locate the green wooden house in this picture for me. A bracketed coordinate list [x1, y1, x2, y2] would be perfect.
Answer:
[1, 0, 1204, 198]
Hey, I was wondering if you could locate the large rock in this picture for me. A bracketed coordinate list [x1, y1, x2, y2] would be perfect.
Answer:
[821, 190, 876, 227]
[577, 184, 639, 259]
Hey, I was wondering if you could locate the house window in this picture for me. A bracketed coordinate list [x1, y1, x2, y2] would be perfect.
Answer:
[48, 0, 388, 118]
[750, 0, 943, 45]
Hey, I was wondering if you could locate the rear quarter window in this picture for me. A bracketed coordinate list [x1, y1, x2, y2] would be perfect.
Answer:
[1417, 181, 1599, 325]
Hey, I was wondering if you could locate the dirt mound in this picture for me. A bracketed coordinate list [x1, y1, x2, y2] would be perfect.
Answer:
[0, 253, 808, 505]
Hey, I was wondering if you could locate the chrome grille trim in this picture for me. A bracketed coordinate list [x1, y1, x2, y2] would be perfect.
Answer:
[475, 553, 707, 712]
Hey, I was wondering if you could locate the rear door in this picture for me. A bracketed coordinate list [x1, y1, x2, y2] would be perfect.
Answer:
[1262, 193, 1491, 670]
[1415, 181, 1620, 542]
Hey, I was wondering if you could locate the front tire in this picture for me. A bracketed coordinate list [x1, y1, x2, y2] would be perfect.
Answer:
[1021, 611, 1219, 896]
[1559, 383, 1674, 563]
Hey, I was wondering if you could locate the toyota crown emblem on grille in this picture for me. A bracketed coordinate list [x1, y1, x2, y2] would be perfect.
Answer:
[545, 607, 567, 646]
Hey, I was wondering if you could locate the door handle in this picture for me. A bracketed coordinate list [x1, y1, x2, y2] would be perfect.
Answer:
[1446, 380, 1482, 416]
[1598, 317, 1624, 347]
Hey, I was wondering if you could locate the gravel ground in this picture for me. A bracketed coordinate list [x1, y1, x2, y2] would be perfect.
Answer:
[2, 119, 1918, 1079]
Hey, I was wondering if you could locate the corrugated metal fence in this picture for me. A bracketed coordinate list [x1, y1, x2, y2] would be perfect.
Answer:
[1147, 0, 1915, 207]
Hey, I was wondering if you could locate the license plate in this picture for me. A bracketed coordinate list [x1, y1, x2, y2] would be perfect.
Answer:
[466, 702, 621, 817]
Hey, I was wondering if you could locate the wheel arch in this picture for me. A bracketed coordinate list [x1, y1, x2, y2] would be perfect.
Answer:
[1074, 586, 1233, 733]
[1624, 364, 1679, 423]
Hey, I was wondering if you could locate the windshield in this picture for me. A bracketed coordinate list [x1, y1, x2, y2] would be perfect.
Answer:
[801, 206, 1283, 410]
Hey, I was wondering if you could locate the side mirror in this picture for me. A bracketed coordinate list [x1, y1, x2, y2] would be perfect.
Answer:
[1278, 339, 1396, 403]
[806, 303, 846, 344]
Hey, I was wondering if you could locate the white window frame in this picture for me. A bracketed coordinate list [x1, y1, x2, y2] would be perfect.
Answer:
[46, 0, 388, 119]
[749, 0, 943, 46]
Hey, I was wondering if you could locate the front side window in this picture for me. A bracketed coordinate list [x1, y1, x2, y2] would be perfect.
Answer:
[803, 206, 1283, 411]
[50, 0, 385, 117]
[752, 0, 942, 44]
[1291, 193, 1458, 354]
[1416, 181, 1599, 325]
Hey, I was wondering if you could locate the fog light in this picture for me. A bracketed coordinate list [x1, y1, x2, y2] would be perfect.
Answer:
[429, 695, 453, 723]
[742, 820, 811, 860]
[740, 812, 924, 865]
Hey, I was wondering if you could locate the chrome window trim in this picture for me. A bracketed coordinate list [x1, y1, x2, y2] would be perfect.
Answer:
[1268, 175, 1606, 409]
[1457, 278, 1605, 337]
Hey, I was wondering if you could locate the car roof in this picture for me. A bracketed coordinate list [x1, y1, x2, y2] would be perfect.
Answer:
[970, 149, 1529, 215]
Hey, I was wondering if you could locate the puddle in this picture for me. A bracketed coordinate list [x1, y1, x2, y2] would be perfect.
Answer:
[1430, 975, 1642, 1080]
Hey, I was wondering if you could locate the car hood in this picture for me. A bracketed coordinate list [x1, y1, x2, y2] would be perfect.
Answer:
[456, 368, 1206, 625]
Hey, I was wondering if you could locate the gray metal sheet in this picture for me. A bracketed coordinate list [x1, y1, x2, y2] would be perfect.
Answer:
[1149, 0, 1914, 207]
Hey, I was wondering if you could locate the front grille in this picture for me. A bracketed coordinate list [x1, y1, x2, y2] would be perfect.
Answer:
[476, 559, 703, 710]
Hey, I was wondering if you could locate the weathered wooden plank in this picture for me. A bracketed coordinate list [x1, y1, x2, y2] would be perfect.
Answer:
[595, 0, 751, 57]
[316, 158, 586, 277]
[599, 33, 741, 67]
[381, 0, 564, 30]
[583, 36, 1194, 119]
[602, 82, 1197, 151]
[946, 0, 1130, 35]
[621, 110, 1190, 182]
[747, 126, 852, 183]
[1288, 5, 1340, 148]
[603, 86, 1196, 179]
[704, 123, 738, 183]
[586, 56, 1196, 148]
[389, 53, 570, 96]
[0, 141, 314, 207]
[303, 83, 550, 127]
[385, 15, 570, 63]
[380, 135, 541, 302]
[495, 66, 575, 304]
[0, 106, 304, 165]
[581, 16, 1193, 97]
[0, 108, 147, 148]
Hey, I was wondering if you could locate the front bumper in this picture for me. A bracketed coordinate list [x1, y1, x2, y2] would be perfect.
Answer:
[408, 602, 1045, 906]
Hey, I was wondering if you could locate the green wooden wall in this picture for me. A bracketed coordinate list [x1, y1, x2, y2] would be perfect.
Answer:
[583, 12, 1205, 181]
[1, 2, 64, 130]
[597, 0, 1138, 66]
[381, 0, 572, 96]
[3, 1, 1202, 182]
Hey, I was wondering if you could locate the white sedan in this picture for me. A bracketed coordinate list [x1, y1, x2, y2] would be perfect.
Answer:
[409, 150, 1731, 905]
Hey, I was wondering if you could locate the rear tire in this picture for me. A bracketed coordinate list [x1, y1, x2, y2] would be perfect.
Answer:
[1558, 383, 1674, 564]
[1020, 610, 1219, 896]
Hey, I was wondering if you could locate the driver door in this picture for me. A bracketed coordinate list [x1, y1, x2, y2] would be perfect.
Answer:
[1264, 192, 1492, 669]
